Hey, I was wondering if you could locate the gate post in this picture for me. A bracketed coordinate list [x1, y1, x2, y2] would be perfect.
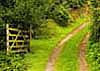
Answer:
[6, 24, 10, 54]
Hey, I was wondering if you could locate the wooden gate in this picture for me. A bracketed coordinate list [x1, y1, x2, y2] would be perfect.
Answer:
[6, 24, 30, 54]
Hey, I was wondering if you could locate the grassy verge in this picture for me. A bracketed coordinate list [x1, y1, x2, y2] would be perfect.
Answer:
[55, 24, 89, 71]
[24, 17, 88, 71]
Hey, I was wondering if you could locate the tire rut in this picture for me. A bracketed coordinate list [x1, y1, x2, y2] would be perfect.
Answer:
[79, 33, 90, 71]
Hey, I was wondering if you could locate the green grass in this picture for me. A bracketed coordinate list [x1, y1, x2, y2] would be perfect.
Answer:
[55, 24, 89, 71]
[24, 17, 88, 71]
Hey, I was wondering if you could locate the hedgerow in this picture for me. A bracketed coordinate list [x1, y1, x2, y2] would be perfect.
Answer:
[0, 52, 28, 71]
[87, 0, 100, 71]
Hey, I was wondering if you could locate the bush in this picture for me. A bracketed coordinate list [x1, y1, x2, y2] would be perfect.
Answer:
[0, 52, 28, 71]
[87, 42, 100, 71]
[87, 0, 100, 71]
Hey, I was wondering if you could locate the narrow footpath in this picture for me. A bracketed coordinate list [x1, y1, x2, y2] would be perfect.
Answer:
[79, 33, 90, 71]
[45, 23, 88, 71]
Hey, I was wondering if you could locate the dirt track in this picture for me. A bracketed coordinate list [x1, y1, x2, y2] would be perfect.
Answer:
[79, 33, 89, 71]
[45, 23, 88, 71]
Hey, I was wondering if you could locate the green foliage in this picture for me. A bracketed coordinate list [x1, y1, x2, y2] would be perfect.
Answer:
[87, 0, 100, 71]
[47, 4, 70, 26]
[0, 0, 48, 26]
[87, 42, 100, 71]
[0, 52, 28, 71]
[90, 0, 100, 43]
[90, 9, 100, 42]
[0, 0, 50, 38]
[0, 0, 87, 38]
[47, 0, 87, 27]
[59, 0, 87, 9]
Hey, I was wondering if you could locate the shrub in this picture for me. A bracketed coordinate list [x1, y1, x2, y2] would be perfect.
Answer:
[87, 0, 100, 71]
[0, 52, 28, 71]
